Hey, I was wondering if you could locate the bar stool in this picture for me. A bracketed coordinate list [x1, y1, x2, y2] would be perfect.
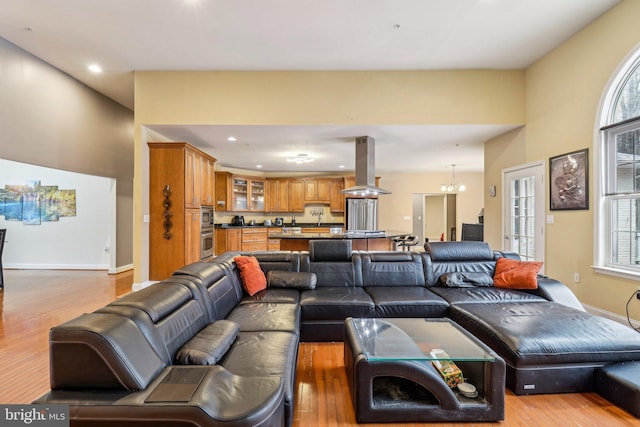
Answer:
[392, 234, 409, 251]
[393, 234, 418, 251]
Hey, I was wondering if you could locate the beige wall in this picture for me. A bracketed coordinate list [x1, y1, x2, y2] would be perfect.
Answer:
[483, 127, 526, 249]
[379, 171, 484, 240]
[0, 37, 135, 269]
[134, 71, 523, 283]
[484, 0, 640, 319]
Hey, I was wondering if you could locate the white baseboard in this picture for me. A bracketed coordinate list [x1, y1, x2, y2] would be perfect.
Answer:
[132, 280, 158, 291]
[583, 303, 640, 329]
[4, 263, 109, 270]
[110, 264, 133, 274]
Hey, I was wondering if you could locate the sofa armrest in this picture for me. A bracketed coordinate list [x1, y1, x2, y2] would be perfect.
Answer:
[527, 276, 585, 311]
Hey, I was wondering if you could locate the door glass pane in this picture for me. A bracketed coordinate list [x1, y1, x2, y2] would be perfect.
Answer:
[510, 176, 536, 260]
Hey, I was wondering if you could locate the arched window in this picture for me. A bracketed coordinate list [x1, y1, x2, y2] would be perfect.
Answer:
[598, 50, 640, 278]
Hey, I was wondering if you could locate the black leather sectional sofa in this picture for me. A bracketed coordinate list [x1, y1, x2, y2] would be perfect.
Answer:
[35, 240, 640, 426]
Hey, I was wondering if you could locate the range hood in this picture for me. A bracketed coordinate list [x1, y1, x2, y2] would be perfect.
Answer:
[342, 136, 391, 195]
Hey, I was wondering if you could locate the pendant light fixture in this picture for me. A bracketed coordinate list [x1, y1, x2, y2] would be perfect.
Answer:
[441, 164, 466, 192]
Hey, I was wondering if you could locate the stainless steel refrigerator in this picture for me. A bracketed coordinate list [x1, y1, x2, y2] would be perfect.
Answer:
[346, 198, 378, 231]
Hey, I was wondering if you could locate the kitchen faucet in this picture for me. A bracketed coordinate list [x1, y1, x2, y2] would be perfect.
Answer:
[311, 209, 323, 226]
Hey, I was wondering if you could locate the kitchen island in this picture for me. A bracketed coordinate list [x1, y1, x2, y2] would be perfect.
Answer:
[270, 230, 412, 251]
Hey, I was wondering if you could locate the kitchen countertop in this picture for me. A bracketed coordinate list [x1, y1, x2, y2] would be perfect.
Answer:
[269, 230, 411, 239]
[215, 223, 343, 229]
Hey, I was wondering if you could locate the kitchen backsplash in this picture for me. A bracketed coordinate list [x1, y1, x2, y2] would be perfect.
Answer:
[215, 205, 344, 225]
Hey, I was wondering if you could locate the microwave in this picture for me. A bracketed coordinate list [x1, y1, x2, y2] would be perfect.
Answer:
[201, 206, 214, 230]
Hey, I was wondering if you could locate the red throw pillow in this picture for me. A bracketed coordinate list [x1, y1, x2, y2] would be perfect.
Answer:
[493, 257, 543, 290]
[234, 256, 267, 296]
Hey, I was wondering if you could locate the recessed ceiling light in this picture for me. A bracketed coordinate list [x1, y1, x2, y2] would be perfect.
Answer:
[338, 165, 345, 169]
[227, 136, 237, 142]
[88, 64, 102, 73]
[256, 164, 263, 168]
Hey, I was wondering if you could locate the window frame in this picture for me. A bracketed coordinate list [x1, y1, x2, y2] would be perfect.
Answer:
[595, 48, 640, 280]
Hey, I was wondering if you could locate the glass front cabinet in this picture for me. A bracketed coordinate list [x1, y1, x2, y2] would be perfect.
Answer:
[223, 175, 265, 212]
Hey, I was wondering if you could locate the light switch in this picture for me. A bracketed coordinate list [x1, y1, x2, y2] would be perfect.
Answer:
[546, 215, 554, 224]
[143, 214, 150, 223]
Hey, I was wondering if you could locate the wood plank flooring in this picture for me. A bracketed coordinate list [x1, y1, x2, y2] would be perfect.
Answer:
[1, 269, 639, 426]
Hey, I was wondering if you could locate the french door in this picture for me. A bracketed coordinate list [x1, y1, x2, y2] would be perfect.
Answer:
[503, 162, 545, 268]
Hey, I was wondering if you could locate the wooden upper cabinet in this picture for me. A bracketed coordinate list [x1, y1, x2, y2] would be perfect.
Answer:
[185, 149, 201, 208]
[201, 157, 215, 206]
[330, 178, 345, 212]
[304, 178, 331, 202]
[215, 171, 231, 211]
[215, 172, 264, 212]
[265, 178, 290, 212]
[288, 180, 305, 212]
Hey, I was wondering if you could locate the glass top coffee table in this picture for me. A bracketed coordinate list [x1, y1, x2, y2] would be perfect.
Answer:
[344, 317, 505, 423]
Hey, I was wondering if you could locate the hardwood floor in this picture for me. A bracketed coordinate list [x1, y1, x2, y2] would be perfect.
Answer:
[1, 269, 639, 426]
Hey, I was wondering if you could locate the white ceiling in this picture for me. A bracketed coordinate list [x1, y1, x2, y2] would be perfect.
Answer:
[0, 0, 620, 173]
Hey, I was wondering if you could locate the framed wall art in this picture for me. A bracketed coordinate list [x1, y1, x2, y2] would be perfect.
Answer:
[549, 148, 589, 211]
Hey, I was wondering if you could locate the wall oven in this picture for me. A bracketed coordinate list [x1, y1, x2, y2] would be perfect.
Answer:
[200, 206, 214, 260]
[201, 230, 214, 260]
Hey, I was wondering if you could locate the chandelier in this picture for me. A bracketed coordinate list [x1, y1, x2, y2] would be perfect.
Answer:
[441, 164, 466, 192]
[286, 153, 315, 164]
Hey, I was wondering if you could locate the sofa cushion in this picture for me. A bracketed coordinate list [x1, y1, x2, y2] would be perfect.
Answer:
[220, 331, 299, 425]
[493, 257, 542, 290]
[309, 240, 352, 261]
[427, 241, 495, 261]
[424, 241, 498, 286]
[365, 287, 449, 318]
[361, 252, 426, 287]
[175, 320, 240, 365]
[234, 256, 268, 296]
[240, 288, 300, 304]
[299, 287, 374, 320]
[449, 302, 640, 367]
[267, 270, 317, 289]
[429, 286, 546, 305]
[226, 302, 300, 334]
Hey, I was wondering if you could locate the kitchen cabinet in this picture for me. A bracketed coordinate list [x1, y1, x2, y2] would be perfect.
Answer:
[267, 227, 282, 250]
[215, 228, 241, 254]
[215, 172, 265, 212]
[185, 209, 201, 265]
[265, 178, 290, 212]
[304, 178, 331, 202]
[148, 142, 217, 280]
[301, 227, 331, 234]
[330, 178, 345, 213]
[265, 178, 305, 213]
[185, 150, 201, 208]
[288, 180, 305, 212]
[201, 157, 216, 206]
[241, 228, 268, 251]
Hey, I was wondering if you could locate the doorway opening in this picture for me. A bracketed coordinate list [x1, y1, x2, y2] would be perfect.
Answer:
[412, 193, 457, 245]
